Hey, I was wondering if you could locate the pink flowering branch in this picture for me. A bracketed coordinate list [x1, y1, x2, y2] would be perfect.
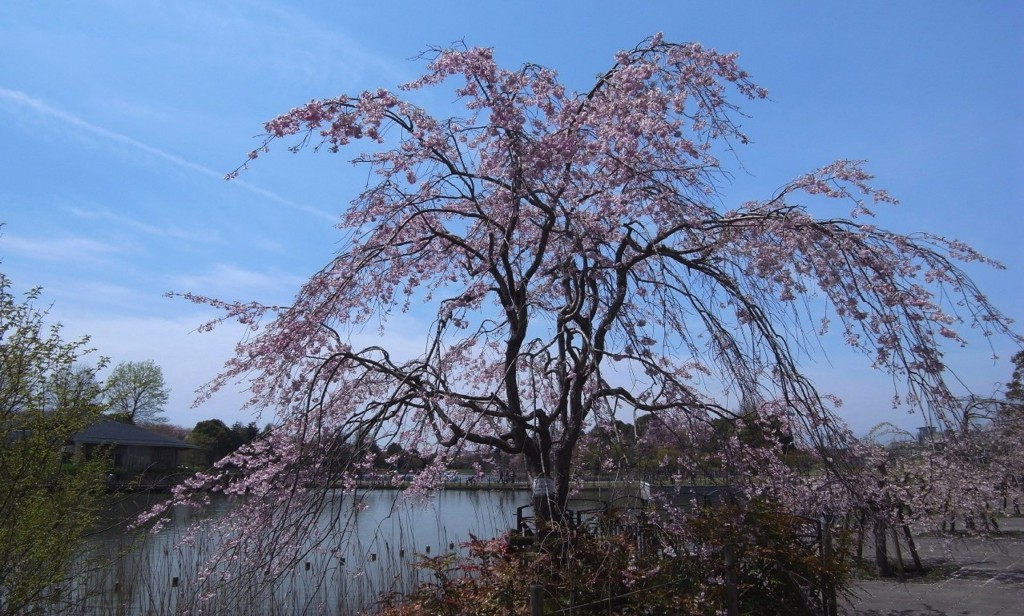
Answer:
[159, 34, 1020, 601]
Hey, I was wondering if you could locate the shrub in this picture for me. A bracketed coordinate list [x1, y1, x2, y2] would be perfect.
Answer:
[376, 499, 849, 615]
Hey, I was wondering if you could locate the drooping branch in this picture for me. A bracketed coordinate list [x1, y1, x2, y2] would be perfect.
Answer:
[151, 35, 1021, 606]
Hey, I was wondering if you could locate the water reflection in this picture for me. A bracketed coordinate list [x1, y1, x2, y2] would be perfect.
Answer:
[65, 488, 530, 615]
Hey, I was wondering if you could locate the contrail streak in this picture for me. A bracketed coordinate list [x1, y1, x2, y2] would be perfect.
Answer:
[0, 87, 335, 222]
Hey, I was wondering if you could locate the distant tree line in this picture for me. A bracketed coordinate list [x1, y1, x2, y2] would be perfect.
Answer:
[184, 419, 263, 468]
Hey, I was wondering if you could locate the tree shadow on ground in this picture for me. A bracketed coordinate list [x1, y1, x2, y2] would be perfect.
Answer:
[950, 566, 1024, 585]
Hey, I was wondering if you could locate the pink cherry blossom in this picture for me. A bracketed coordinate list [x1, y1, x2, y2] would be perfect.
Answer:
[156, 34, 1021, 606]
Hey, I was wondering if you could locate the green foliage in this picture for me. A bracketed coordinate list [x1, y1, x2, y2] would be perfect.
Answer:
[1001, 351, 1024, 430]
[0, 273, 110, 613]
[187, 419, 262, 468]
[104, 359, 169, 424]
[188, 419, 238, 467]
[578, 420, 639, 475]
[377, 441, 427, 471]
[378, 500, 849, 615]
[1006, 351, 1024, 402]
[685, 501, 848, 614]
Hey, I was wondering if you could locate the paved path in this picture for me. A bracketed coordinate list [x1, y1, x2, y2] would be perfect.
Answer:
[841, 518, 1024, 615]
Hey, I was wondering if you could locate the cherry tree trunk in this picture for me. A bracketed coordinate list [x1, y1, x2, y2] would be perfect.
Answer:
[873, 520, 893, 577]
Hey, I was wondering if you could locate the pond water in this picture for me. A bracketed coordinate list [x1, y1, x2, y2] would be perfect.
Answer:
[66, 488, 534, 615]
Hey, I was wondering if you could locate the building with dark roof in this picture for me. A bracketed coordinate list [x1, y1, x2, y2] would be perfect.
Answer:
[71, 420, 195, 482]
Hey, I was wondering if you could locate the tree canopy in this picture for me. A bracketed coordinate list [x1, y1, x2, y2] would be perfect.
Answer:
[1005, 351, 1024, 402]
[0, 271, 109, 613]
[104, 359, 169, 424]
[187, 419, 262, 468]
[155, 35, 1020, 598]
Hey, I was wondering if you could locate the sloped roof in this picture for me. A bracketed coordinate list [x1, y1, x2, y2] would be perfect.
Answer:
[72, 420, 196, 449]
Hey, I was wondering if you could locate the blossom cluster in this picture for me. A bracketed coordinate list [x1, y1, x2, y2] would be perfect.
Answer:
[162, 34, 1019, 608]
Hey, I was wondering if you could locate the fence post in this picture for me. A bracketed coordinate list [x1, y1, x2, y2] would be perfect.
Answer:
[822, 515, 837, 616]
[530, 583, 544, 616]
[723, 543, 739, 616]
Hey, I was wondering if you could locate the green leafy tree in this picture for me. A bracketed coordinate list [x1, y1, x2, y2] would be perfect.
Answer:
[188, 419, 240, 468]
[0, 272, 109, 613]
[104, 359, 170, 425]
[186, 420, 265, 469]
[1005, 351, 1024, 402]
[999, 351, 1024, 433]
[378, 441, 426, 471]
[230, 421, 260, 446]
[579, 420, 637, 476]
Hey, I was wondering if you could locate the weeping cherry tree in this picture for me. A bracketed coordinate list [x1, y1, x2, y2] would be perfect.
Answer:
[153, 35, 1018, 595]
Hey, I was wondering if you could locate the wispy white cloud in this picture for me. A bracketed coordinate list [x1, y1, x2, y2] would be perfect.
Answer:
[62, 204, 223, 244]
[247, 235, 290, 255]
[0, 232, 119, 263]
[53, 309, 255, 424]
[55, 280, 157, 312]
[56, 307, 431, 426]
[0, 86, 336, 223]
[0, 87, 220, 177]
[153, 0, 408, 89]
[170, 263, 303, 301]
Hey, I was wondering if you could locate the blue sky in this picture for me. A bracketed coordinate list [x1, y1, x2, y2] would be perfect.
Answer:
[1, 1, 1021, 434]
